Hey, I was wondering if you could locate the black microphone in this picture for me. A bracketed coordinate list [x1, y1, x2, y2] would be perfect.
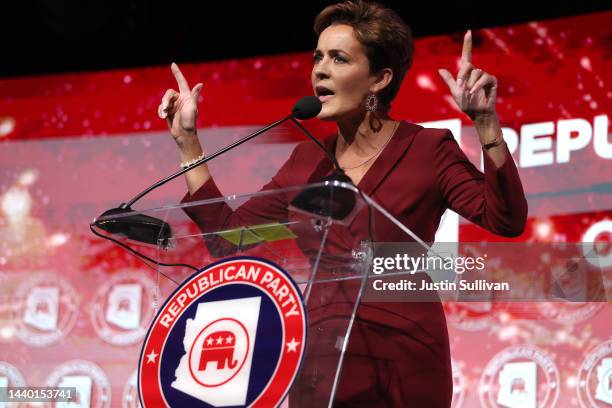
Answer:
[93, 96, 322, 246]
[293, 95, 323, 120]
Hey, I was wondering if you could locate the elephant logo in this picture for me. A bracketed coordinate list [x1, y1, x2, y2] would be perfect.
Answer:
[36, 301, 50, 314]
[183, 316, 252, 389]
[118, 298, 131, 312]
[199, 330, 238, 371]
[510, 377, 526, 394]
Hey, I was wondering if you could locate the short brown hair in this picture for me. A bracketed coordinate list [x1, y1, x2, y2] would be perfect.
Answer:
[314, 0, 414, 113]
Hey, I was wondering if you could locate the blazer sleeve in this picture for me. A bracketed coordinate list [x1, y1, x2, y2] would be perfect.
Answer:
[179, 144, 299, 255]
[434, 129, 528, 237]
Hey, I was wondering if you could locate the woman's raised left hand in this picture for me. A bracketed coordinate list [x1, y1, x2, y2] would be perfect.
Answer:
[438, 30, 498, 121]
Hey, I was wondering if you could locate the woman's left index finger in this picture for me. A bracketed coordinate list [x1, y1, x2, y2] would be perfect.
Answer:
[461, 30, 472, 62]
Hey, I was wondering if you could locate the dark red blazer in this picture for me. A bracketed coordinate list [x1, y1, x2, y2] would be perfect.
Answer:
[181, 121, 528, 407]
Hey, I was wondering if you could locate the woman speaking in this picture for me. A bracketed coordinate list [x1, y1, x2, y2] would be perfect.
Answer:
[157, 1, 527, 406]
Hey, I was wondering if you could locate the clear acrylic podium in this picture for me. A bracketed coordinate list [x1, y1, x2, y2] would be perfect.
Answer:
[91, 181, 432, 407]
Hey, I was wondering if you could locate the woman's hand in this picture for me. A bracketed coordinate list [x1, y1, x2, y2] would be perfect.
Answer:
[158, 63, 210, 193]
[438, 30, 498, 122]
[158, 63, 204, 148]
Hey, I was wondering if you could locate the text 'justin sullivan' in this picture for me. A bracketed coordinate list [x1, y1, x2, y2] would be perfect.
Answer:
[372, 279, 510, 291]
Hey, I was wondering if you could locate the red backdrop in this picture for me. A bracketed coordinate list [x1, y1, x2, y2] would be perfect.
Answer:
[0, 11, 610, 408]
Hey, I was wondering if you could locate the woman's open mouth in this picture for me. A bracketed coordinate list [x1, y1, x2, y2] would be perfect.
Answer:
[315, 85, 335, 103]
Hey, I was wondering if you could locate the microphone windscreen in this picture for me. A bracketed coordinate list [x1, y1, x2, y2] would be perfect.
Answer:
[292, 96, 322, 120]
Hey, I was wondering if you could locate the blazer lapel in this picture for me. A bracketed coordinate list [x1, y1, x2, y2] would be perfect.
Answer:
[358, 121, 421, 196]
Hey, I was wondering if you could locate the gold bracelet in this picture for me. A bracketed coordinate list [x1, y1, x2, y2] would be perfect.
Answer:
[180, 153, 205, 169]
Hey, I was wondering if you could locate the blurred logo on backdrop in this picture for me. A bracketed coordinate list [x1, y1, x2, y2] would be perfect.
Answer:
[577, 339, 612, 407]
[451, 359, 466, 408]
[479, 345, 560, 408]
[44, 360, 111, 408]
[536, 301, 604, 325]
[123, 370, 141, 408]
[90, 271, 156, 346]
[0, 362, 26, 397]
[11, 272, 79, 347]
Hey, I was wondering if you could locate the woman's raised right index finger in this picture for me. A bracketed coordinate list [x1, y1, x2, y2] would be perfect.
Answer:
[461, 30, 472, 63]
[171, 62, 190, 93]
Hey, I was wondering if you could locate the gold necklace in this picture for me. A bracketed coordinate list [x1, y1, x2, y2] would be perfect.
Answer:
[339, 121, 400, 171]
